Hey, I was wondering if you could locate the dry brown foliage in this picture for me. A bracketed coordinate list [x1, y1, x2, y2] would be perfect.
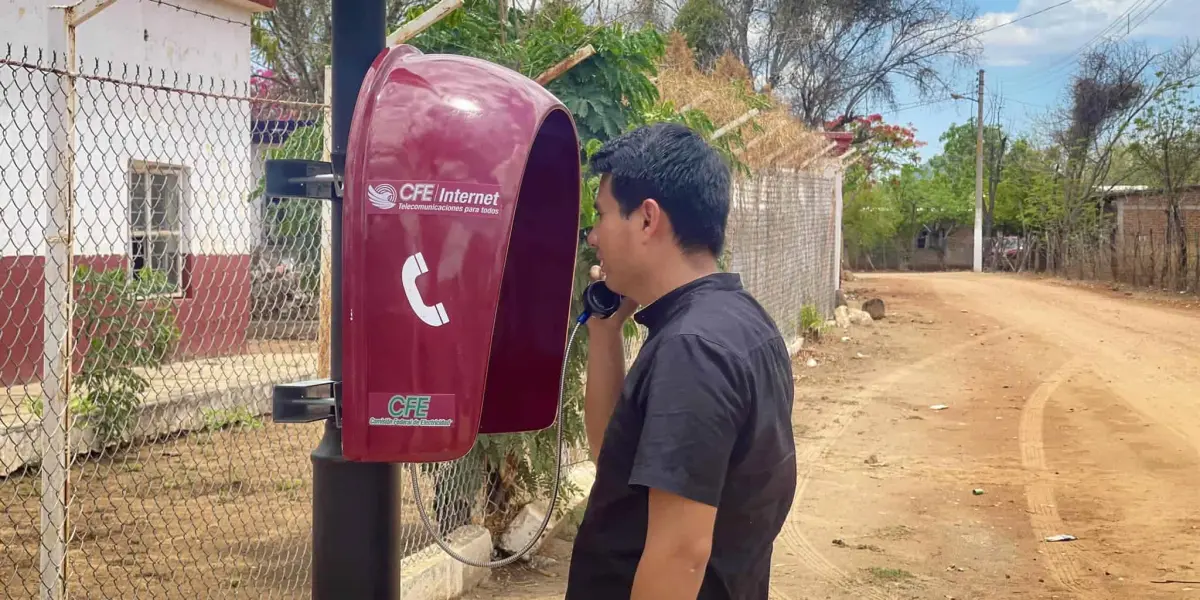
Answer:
[656, 32, 835, 172]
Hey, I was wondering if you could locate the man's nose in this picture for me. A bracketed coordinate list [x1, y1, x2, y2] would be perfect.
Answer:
[582, 226, 596, 248]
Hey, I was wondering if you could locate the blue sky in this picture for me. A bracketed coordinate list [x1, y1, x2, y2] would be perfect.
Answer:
[883, 0, 1194, 160]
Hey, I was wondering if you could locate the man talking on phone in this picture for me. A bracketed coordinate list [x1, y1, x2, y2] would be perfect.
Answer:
[566, 122, 797, 600]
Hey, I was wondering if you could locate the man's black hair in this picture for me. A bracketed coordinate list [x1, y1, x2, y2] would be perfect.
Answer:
[589, 122, 731, 257]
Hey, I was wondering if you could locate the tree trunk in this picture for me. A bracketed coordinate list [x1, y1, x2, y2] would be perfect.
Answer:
[1109, 225, 1120, 283]
[1169, 204, 1187, 291]
[1194, 231, 1199, 293]
[1149, 230, 1158, 288]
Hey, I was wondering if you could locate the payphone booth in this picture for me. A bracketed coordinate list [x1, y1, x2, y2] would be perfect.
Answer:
[322, 45, 583, 463]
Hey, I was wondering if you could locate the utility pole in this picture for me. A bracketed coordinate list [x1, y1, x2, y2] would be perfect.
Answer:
[973, 69, 984, 273]
[311, 2, 396, 598]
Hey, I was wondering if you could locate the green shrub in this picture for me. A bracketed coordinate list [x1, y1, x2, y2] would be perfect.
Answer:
[71, 265, 181, 445]
[800, 303, 826, 341]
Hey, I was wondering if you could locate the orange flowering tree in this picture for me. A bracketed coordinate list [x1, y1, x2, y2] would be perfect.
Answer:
[827, 113, 924, 180]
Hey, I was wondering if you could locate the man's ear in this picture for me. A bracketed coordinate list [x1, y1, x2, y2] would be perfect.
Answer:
[639, 198, 664, 237]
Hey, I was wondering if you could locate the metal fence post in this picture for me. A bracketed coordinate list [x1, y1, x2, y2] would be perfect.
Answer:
[317, 65, 333, 380]
[39, 7, 77, 599]
[831, 165, 844, 296]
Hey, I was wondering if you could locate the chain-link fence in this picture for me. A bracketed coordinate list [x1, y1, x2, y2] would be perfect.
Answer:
[621, 166, 840, 358]
[1, 47, 326, 599]
[1, 44, 841, 599]
[727, 168, 838, 345]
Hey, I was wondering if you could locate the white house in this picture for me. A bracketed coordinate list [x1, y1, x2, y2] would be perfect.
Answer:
[0, 0, 275, 386]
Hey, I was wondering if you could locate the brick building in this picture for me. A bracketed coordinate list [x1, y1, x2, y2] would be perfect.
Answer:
[1106, 185, 1200, 240]
[1101, 185, 1200, 286]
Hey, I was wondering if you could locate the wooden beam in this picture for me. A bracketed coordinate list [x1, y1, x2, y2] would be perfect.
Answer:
[535, 44, 596, 85]
[317, 66, 332, 379]
[70, 0, 119, 27]
[710, 109, 759, 141]
[763, 140, 803, 165]
[795, 141, 838, 170]
[387, 0, 463, 46]
[679, 91, 714, 113]
[737, 123, 787, 154]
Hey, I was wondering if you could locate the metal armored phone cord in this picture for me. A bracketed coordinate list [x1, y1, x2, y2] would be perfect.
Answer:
[409, 318, 583, 568]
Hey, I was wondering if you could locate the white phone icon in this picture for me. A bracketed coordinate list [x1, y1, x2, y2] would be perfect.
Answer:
[402, 252, 450, 327]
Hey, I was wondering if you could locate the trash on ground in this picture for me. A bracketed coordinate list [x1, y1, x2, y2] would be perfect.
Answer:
[972, 488, 984, 495]
[1045, 534, 1076, 542]
[806, 358, 818, 368]
[930, 404, 949, 411]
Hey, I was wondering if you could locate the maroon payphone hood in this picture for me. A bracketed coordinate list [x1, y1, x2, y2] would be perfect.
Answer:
[341, 45, 582, 463]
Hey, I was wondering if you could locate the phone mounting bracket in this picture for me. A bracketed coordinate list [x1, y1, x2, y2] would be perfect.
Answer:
[264, 159, 343, 427]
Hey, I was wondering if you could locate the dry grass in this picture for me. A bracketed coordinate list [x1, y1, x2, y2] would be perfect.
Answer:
[656, 32, 835, 173]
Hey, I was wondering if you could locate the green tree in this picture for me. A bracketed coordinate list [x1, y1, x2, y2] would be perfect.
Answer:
[993, 139, 1063, 236]
[673, 0, 730, 71]
[841, 165, 899, 268]
[930, 120, 1009, 240]
[838, 115, 929, 267]
[885, 163, 971, 269]
[1129, 80, 1200, 289]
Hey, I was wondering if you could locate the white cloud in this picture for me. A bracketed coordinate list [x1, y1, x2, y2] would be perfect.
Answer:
[977, 0, 1196, 67]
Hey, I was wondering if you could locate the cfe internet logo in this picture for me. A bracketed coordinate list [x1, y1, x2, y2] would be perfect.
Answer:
[365, 180, 504, 218]
[368, 393, 455, 428]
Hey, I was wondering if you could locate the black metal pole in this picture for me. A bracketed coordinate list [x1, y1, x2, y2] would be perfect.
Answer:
[312, 2, 395, 599]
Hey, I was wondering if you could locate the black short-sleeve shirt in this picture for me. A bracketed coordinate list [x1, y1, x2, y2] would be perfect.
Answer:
[566, 273, 797, 600]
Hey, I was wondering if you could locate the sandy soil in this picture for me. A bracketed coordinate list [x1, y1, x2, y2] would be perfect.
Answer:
[0, 418, 474, 599]
[465, 272, 1200, 600]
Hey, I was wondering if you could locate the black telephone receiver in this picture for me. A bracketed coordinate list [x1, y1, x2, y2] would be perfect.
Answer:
[579, 280, 624, 322]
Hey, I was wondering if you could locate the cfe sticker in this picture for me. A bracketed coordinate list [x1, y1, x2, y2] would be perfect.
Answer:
[366, 180, 503, 218]
[367, 393, 455, 428]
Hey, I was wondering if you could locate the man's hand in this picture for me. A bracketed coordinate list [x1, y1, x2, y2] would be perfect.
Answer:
[583, 264, 638, 463]
[630, 488, 717, 600]
[586, 264, 639, 329]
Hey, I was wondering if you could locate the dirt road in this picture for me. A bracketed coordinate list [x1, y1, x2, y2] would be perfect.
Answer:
[465, 273, 1200, 600]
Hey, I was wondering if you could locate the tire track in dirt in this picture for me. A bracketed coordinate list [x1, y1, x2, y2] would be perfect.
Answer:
[773, 327, 1012, 600]
[1017, 358, 1108, 600]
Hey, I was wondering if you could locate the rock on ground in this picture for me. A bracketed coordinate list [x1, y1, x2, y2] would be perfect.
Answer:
[834, 305, 852, 328]
[862, 298, 886, 320]
[848, 309, 874, 326]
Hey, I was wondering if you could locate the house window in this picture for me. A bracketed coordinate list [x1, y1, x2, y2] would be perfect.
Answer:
[128, 163, 185, 295]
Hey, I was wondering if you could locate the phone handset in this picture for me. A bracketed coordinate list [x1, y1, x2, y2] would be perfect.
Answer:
[402, 252, 450, 327]
[577, 280, 624, 324]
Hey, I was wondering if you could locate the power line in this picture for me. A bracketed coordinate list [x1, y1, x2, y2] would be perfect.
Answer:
[974, 0, 1077, 38]
[1002, 0, 1169, 109]
[888, 1, 1079, 118]
[1024, 0, 1166, 90]
[889, 97, 956, 115]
